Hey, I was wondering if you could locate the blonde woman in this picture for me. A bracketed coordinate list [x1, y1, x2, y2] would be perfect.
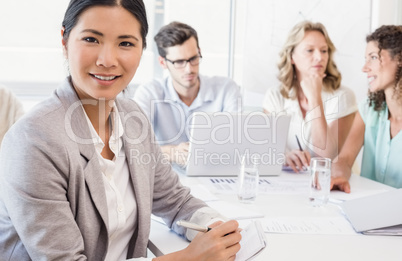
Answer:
[263, 21, 357, 172]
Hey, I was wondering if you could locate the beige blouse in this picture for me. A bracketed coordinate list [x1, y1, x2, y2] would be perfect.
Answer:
[0, 85, 24, 145]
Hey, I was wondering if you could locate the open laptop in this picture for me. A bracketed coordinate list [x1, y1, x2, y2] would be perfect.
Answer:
[185, 112, 290, 176]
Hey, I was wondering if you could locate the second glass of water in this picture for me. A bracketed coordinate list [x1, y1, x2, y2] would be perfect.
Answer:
[238, 154, 260, 203]
[309, 157, 331, 207]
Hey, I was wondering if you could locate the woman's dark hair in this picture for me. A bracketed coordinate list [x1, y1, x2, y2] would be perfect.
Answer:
[154, 21, 199, 58]
[62, 0, 148, 49]
[366, 25, 402, 111]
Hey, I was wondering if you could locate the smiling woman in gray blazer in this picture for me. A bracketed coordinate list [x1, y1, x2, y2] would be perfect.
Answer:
[0, 0, 241, 260]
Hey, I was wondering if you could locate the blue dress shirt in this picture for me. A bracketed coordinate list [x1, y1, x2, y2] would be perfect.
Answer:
[133, 74, 241, 145]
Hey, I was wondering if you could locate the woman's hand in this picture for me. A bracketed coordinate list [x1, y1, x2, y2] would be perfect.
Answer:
[182, 220, 241, 261]
[173, 142, 189, 166]
[153, 220, 241, 261]
[330, 159, 352, 193]
[161, 142, 189, 166]
[285, 149, 311, 173]
[299, 72, 326, 105]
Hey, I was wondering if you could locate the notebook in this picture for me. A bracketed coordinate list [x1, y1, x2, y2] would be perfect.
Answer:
[236, 220, 267, 261]
[185, 112, 290, 176]
[341, 188, 402, 235]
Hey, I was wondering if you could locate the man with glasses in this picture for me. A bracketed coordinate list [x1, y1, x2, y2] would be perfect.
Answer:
[133, 21, 241, 167]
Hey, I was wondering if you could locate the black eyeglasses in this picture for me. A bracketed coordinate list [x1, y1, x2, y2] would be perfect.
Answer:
[165, 55, 202, 69]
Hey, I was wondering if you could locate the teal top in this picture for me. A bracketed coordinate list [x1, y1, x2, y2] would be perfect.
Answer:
[359, 100, 402, 188]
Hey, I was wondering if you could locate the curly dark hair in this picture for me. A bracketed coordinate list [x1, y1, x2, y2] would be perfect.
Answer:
[366, 25, 402, 111]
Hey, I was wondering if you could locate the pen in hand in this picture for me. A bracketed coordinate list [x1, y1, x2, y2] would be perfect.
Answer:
[295, 135, 308, 172]
[295, 135, 303, 151]
[176, 220, 211, 233]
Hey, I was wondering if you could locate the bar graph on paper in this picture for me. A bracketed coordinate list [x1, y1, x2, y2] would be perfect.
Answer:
[199, 177, 309, 195]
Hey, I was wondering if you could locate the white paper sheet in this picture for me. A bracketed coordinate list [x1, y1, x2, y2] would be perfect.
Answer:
[263, 217, 357, 235]
[207, 201, 264, 220]
[188, 184, 219, 202]
[330, 188, 389, 201]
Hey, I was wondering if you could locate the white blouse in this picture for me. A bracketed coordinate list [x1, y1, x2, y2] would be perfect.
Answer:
[263, 86, 357, 155]
[84, 105, 139, 261]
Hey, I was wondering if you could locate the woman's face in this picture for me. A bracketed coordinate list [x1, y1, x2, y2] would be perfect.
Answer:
[62, 5, 143, 101]
[362, 41, 398, 93]
[291, 30, 329, 80]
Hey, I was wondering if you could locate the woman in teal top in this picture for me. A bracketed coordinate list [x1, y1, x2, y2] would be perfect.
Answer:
[331, 25, 402, 192]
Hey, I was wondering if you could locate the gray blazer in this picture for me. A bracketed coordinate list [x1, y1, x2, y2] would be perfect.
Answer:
[0, 78, 207, 260]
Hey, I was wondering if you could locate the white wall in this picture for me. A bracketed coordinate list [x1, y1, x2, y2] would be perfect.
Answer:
[0, 1, 69, 89]
[371, 0, 402, 29]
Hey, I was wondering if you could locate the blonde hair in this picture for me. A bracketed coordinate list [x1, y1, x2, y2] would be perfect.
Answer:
[277, 21, 342, 99]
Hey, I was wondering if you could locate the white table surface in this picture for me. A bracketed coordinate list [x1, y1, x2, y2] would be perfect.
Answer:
[149, 172, 402, 261]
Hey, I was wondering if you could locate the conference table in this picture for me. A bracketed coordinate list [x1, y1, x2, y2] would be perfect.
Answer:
[148, 172, 402, 261]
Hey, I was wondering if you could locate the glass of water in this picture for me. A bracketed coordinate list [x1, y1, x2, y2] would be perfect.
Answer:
[238, 154, 260, 203]
[309, 157, 331, 207]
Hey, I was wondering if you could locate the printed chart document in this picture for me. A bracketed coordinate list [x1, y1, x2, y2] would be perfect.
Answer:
[199, 177, 309, 195]
[341, 188, 402, 235]
[262, 217, 357, 235]
[236, 220, 267, 261]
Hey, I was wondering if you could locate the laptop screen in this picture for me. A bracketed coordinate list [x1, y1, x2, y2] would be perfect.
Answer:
[185, 112, 290, 176]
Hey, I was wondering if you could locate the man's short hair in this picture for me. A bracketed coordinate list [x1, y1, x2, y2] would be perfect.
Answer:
[154, 21, 199, 58]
